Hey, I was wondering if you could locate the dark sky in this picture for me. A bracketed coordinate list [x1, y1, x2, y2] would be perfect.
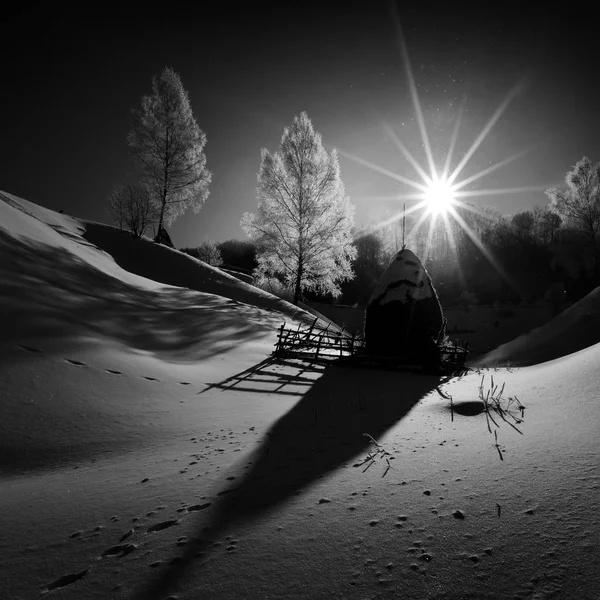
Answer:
[2, 1, 599, 247]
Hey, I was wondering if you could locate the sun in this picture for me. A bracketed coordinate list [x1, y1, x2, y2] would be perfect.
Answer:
[424, 178, 456, 215]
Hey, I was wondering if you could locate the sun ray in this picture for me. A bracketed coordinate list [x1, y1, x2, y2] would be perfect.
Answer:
[441, 96, 466, 181]
[449, 198, 490, 216]
[447, 83, 523, 186]
[391, 6, 437, 180]
[447, 204, 520, 294]
[422, 212, 439, 264]
[453, 184, 552, 198]
[451, 146, 534, 191]
[441, 210, 466, 288]
[353, 193, 428, 203]
[406, 207, 432, 247]
[382, 122, 433, 186]
[338, 149, 429, 192]
[362, 200, 429, 235]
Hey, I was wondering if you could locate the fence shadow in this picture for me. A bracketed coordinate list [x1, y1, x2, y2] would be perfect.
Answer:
[199, 355, 326, 396]
[133, 362, 443, 599]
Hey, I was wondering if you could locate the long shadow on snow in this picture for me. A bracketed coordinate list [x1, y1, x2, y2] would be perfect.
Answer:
[199, 355, 326, 396]
[133, 362, 443, 600]
[0, 228, 270, 362]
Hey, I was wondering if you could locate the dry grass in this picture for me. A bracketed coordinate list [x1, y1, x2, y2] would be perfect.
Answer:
[478, 374, 525, 460]
[355, 433, 394, 477]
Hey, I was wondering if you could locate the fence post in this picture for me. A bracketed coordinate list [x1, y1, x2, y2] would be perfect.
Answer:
[315, 331, 324, 360]
[276, 322, 286, 355]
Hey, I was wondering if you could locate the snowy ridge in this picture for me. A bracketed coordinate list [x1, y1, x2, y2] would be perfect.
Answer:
[476, 286, 600, 366]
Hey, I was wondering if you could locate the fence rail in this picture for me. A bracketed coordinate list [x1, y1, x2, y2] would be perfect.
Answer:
[274, 318, 363, 360]
[274, 319, 469, 373]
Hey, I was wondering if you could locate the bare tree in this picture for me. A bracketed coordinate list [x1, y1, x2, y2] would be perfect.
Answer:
[533, 206, 561, 246]
[511, 210, 535, 241]
[546, 157, 600, 277]
[107, 183, 157, 237]
[241, 112, 356, 305]
[128, 66, 211, 241]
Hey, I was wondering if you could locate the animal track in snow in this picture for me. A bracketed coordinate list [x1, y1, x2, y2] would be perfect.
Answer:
[187, 502, 211, 512]
[147, 519, 179, 533]
[119, 528, 134, 542]
[19, 345, 43, 353]
[66, 359, 86, 366]
[42, 569, 89, 593]
[102, 543, 137, 557]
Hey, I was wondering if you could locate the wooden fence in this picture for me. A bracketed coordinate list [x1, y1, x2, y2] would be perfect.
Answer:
[274, 319, 469, 372]
[274, 318, 363, 360]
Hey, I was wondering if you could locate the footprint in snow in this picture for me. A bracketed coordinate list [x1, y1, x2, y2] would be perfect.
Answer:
[19, 345, 43, 353]
[147, 519, 179, 533]
[102, 543, 137, 557]
[144, 376, 158, 381]
[42, 569, 89, 593]
[179, 381, 191, 386]
[187, 502, 211, 512]
[66, 359, 86, 366]
[119, 528, 134, 542]
[106, 369, 122, 375]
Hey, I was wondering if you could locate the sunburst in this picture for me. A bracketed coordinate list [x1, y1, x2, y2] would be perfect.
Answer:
[341, 6, 551, 292]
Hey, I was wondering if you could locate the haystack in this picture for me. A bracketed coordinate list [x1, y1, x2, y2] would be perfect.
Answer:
[364, 248, 444, 363]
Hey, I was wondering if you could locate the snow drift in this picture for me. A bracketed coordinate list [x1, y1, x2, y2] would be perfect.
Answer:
[476, 286, 600, 366]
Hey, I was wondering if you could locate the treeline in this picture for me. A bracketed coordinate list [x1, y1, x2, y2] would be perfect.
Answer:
[343, 201, 598, 308]
[105, 64, 599, 311]
[179, 196, 598, 310]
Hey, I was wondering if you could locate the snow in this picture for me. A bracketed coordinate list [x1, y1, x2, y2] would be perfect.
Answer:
[1, 191, 599, 600]
[369, 248, 434, 305]
[475, 286, 600, 366]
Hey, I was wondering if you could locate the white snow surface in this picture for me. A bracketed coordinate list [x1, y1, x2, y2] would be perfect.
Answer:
[369, 248, 433, 306]
[476, 286, 600, 366]
[1, 191, 599, 600]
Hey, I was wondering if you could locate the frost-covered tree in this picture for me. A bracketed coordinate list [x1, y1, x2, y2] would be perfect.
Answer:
[128, 66, 211, 240]
[195, 240, 223, 266]
[180, 240, 222, 266]
[241, 112, 356, 305]
[107, 183, 157, 238]
[546, 157, 600, 277]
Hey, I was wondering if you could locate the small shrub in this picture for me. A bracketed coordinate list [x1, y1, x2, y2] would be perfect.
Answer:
[181, 240, 222, 266]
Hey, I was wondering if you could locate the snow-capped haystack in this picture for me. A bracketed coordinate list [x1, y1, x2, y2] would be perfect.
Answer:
[476, 285, 600, 366]
[364, 248, 444, 358]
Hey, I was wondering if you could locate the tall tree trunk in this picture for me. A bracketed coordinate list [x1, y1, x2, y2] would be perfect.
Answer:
[293, 257, 303, 305]
[592, 230, 600, 284]
[155, 189, 167, 242]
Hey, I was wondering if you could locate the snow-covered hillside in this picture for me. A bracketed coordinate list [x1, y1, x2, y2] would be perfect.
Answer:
[1, 191, 598, 600]
[476, 286, 600, 367]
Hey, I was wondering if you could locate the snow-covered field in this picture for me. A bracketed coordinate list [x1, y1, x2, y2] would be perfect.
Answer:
[1, 190, 598, 600]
